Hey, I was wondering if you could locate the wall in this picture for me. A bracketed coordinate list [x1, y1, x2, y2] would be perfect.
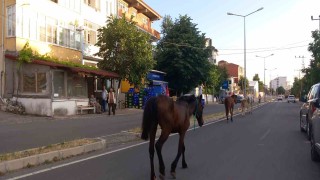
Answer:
[19, 97, 52, 116]
[52, 99, 81, 116]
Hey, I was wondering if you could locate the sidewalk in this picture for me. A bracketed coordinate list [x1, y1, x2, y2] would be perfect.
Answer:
[0, 108, 143, 125]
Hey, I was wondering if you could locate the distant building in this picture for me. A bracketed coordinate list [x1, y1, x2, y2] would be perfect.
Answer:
[218, 60, 244, 84]
[249, 81, 259, 98]
[270, 77, 288, 91]
[205, 38, 218, 64]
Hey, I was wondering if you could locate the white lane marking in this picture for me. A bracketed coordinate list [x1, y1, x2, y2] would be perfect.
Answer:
[9, 103, 266, 179]
[259, 129, 271, 141]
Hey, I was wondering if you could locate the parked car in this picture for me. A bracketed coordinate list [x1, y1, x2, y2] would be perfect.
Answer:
[277, 95, 283, 101]
[300, 83, 320, 141]
[287, 95, 296, 103]
[308, 83, 320, 161]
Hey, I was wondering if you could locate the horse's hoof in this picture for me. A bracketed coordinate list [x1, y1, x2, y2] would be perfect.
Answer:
[182, 163, 188, 169]
[171, 172, 176, 179]
[159, 173, 165, 180]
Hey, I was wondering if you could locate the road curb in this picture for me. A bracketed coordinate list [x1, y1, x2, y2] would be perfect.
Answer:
[0, 138, 106, 174]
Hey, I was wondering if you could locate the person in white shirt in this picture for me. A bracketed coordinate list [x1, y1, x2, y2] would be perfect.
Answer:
[107, 88, 116, 115]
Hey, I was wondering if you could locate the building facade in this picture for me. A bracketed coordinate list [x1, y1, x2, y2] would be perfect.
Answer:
[205, 38, 218, 65]
[0, 0, 161, 116]
[218, 60, 244, 85]
[270, 76, 288, 91]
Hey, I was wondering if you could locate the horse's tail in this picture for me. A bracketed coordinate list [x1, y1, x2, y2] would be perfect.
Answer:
[141, 97, 158, 140]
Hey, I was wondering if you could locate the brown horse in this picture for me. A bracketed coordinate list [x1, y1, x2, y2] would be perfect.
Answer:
[224, 94, 237, 123]
[141, 94, 204, 180]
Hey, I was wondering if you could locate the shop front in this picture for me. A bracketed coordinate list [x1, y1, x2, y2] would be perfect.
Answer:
[4, 54, 119, 116]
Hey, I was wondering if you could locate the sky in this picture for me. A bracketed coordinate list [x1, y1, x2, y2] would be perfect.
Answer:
[144, 0, 320, 86]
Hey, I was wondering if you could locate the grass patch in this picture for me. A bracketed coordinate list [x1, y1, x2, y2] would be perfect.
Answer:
[0, 138, 99, 162]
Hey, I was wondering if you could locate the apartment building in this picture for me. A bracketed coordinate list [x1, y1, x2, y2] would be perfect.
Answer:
[205, 38, 218, 65]
[270, 76, 288, 91]
[0, 0, 161, 116]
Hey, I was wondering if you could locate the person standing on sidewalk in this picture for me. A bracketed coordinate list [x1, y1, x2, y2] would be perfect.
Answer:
[107, 87, 116, 115]
[101, 86, 108, 113]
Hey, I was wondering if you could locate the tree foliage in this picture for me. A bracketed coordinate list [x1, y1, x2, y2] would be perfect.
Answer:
[302, 30, 320, 92]
[276, 86, 285, 95]
[155, 15, 211, 95]
[205, 64, 228, 94]
[238, 76, 249, 92]
[95, 16, 155, 87]
[291, 77, 302, 97]
[252, 74, 264, 92]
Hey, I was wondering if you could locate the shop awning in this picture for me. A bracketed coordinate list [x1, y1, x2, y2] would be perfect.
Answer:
[5, 54, 120, 78]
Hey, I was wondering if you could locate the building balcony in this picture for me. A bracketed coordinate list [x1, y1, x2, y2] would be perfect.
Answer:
[118, 9, 160, 40]
[122, 0, 161, 21]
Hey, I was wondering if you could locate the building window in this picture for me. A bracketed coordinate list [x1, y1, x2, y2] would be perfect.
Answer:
[53, 71, 66, 98]
[106, 1, 114, 17]
[22, 71, 47, 93]
[46, 17, 58, 44]
[53, 71, 87, 98]
[67, 72, 87, 97]
[7, 5, 16, 37]
[142, 17, 148, 25]
[84, 0, 100, 11]
[84, 20, 99, 45]
[118, 2, 128, 13]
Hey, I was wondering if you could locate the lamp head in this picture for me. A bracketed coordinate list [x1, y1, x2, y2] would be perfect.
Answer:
[257, 7, 264, 11]
[227, 12, 233, 15]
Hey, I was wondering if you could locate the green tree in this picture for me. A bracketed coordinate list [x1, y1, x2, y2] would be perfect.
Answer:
[238, 76, 249, 93]
[95, 16, 155, 88]
[276, 86, 285, 95]
[155, 15, 211, 95]
[291, 77, 302, 98]
[253, 74, 260, 81]
[303, 30, 320, 91]
[204, 64, 227, 95]
[253, 74, 264, 92]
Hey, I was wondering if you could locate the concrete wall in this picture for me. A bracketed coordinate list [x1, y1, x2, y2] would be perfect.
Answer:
[19, 98, 52, 116]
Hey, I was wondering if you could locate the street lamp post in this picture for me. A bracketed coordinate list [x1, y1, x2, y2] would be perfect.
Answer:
[268, 68, 277, 95]
[227, 7, 263, 98]
[311, 15, 320, 30]
[256, 54, 274, 102]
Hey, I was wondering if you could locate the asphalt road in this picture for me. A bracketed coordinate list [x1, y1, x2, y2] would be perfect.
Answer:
[0, 103, 230, 154]
[4, 101, 320, 180]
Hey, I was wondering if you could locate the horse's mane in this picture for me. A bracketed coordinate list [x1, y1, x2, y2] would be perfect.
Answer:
[177, 95, 196, 104]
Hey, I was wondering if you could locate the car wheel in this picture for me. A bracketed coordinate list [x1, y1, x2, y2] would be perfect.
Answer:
[307, 122, 311, 140]
[311, 132, 320, 162]
[300, 113, 305, 132]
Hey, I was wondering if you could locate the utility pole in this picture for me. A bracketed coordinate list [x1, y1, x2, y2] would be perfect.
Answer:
[311, 15, 320, 30]
[295, 56, 305, 99]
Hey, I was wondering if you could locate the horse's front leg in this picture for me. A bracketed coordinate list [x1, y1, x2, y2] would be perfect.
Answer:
[155, 131, 169, 179]
[171, 133, 185, 179]
[182, 142, 188, 168]
[149, 128, 157, 180]
[230, 107, 233, 122]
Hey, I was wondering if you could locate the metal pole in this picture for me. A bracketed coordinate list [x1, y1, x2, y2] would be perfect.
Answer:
[264, 57, 266, 102]
[244, 17, 246, 98]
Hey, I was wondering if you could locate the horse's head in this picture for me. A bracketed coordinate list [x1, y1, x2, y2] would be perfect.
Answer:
[194, 94, 204, 127]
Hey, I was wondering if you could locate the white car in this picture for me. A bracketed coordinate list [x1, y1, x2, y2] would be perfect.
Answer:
[287, 95, 296, 103]
[277, 95, 283, 101]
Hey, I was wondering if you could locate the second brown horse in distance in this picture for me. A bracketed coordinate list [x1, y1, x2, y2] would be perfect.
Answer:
[224, 94, 237, 123]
